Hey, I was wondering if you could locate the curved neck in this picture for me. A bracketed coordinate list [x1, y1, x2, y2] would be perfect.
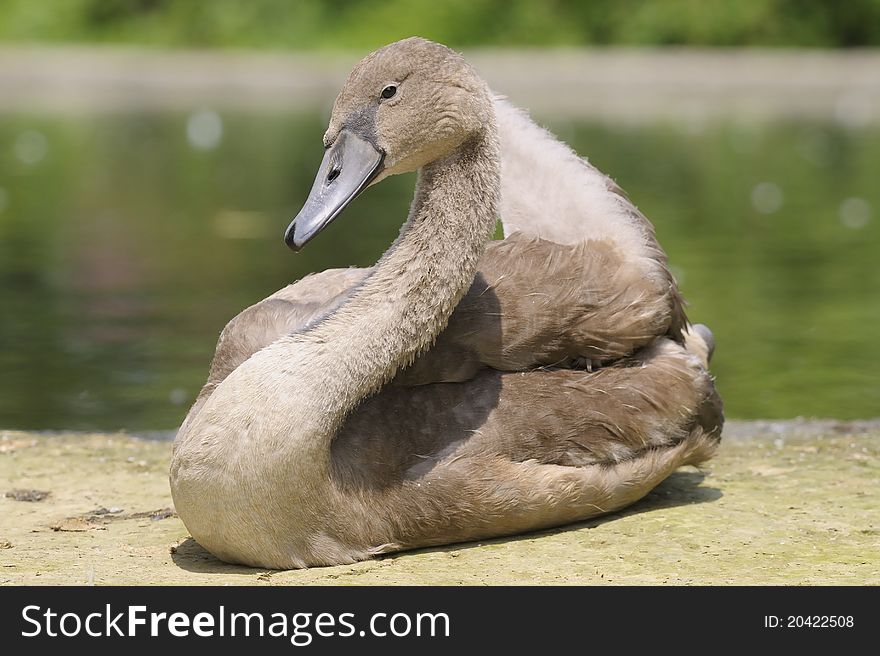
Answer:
[267, 125, 500, 456]
[321, 130, 500, 375]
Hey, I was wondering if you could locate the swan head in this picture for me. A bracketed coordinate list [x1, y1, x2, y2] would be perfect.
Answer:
[285, 37, 493, 250]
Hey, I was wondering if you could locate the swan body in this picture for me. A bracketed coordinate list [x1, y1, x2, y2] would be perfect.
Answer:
[170, 38, 722, 569]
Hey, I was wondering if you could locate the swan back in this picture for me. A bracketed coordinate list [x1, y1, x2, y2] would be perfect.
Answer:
[494, 98, 669, 279]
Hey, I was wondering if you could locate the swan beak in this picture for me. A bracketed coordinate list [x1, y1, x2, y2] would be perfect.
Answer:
[285, 130, 385, 251]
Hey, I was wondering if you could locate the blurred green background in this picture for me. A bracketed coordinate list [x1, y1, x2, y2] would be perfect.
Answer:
[0, 2, 878, 431]
[2, 0, 880, 49]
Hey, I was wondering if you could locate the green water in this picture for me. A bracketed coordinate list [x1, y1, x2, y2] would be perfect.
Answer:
[0, 112, 878, 430]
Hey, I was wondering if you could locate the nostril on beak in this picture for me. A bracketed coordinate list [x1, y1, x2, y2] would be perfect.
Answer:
[327, 167, 341, 183]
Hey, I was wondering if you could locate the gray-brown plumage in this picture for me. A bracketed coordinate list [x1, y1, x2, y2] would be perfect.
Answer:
[170, 37, 722, 569]
[203, 233, 682, 392]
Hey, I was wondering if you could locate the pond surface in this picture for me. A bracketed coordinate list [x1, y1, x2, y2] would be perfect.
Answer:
[0, 111, 878, 431]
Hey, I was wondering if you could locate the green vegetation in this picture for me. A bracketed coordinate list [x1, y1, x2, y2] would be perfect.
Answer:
[1, 0, 880, 49]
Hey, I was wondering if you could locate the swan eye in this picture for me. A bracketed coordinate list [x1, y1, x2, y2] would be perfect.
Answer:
[380, 85, 397, 100]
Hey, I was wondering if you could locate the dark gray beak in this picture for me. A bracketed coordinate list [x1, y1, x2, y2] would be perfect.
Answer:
[285, 130, 384, 251]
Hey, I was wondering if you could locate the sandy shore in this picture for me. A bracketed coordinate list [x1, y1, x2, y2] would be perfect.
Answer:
[2, 420, 877, 585]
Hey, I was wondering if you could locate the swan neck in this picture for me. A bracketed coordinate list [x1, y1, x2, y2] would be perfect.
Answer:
[311, 126, 501, 420]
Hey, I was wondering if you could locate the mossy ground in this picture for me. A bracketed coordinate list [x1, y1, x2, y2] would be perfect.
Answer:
[2, 421, 877, 585]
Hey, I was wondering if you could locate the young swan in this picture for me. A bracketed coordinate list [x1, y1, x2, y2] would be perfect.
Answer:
[171, 38, 722, 569]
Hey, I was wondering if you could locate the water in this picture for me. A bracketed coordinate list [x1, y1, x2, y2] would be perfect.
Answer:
[0, 111, 878, 431]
